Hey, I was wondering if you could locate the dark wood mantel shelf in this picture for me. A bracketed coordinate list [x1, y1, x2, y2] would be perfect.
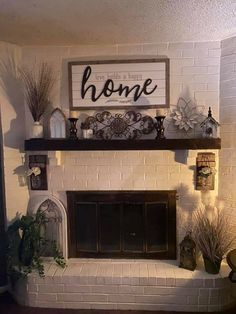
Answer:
[24, 138, 221, 151]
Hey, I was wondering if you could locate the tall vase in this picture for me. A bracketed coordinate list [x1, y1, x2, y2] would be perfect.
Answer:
[31, 121, 43, 138]
[203, 256, 222, 274]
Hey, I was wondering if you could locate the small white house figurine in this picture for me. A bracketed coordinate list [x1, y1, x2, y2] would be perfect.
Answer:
[200, 107, 220, 138]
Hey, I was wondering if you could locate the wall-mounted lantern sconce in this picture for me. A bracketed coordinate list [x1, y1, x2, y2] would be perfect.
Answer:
[28, 155, 48, 190]
[196, 152, 216, 191]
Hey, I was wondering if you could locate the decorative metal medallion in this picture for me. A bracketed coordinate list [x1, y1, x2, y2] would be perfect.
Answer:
[82, 111, 155, 140]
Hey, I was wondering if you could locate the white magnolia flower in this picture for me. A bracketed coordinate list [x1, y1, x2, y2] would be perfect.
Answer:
[26, 166, 41, 177]
[170, 98, 200, 131]
[199, 167, 212, 176]
[199, 166, 216, 177]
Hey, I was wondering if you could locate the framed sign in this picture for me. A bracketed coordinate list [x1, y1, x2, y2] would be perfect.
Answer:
[68, 58, 169, 110]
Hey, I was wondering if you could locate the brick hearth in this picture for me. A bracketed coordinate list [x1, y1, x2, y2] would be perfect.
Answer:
[14, 259, 234, 312]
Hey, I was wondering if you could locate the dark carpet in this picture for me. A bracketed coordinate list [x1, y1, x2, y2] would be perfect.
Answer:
[1, 292, 236, 314]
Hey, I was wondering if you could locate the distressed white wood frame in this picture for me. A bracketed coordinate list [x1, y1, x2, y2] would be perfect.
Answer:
[28, 194, 68, 259]
[49, 108, 66, 139]
[68, 58, 170, 110]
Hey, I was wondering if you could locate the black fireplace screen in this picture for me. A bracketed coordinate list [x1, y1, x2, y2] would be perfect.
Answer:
[67, 191, 176, 259]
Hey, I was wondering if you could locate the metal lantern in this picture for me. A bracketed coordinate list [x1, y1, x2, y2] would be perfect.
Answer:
[200, 107, 220, 138]
[179, 232, 196, 271]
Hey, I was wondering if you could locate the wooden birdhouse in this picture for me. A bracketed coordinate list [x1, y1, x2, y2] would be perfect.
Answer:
[200, 107, 220, 138]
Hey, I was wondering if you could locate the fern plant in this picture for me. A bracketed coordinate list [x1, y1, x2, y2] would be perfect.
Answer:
[7, 210, 65, 285]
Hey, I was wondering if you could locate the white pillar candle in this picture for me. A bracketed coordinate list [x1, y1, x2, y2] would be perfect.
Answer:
[70, 110, 79, 119]
[156, 108, 166, 116]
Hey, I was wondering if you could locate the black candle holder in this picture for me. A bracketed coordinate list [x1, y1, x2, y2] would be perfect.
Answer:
[154, 116, 166, 140]
[68, 118, 78, 139]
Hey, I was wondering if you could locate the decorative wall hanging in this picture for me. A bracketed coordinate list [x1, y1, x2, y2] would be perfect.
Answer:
[200, 107, 220, 138]
[81, 111, 154, 140]
[37, 199, 63, 256]
[196, 152, 216, 190]
[68, 58, 169, 110]
[49, 108, 66, 138]
[170, 98, 202, 132]
[28, 155, 48, 190]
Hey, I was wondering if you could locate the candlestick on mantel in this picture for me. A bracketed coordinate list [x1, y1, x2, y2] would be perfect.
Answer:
[156, 108, 166, 117]
[154, 115, 166, 140]
[70, 110, 79, 119]
[68, 118, 78, 139]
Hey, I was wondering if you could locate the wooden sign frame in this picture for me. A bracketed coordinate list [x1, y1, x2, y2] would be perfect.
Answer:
[68, 58, 169, 110]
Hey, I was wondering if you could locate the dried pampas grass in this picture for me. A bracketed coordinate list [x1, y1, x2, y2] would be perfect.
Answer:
[193, 208, 235, 263]
[20, 63, 55, 122]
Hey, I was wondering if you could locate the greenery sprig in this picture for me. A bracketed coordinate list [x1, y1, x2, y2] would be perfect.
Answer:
[7, 210, 65, 285]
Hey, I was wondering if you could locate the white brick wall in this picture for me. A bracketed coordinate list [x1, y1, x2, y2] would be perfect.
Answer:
[1, 41, 229, 311]
[19, 41, 221, 242]
[0, 40, 222, 224]
[219, 36, 236, 227]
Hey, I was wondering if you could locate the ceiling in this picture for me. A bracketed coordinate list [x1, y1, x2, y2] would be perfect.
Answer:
[0, 0, 236, 46]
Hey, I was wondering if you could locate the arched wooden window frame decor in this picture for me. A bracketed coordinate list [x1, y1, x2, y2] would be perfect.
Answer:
[49, 108, 67, 139]
[28, 195, 68, 259]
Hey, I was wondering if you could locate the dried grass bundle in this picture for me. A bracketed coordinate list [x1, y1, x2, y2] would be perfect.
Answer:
[20, 63, 54, 122]
[193, 208, 235, 263]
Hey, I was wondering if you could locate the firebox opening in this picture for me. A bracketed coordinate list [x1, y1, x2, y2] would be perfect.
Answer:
[67, 191, 176, 259]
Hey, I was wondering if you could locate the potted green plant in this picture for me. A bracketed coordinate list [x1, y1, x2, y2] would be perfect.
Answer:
[20, 63, 55, 138]
[193, 208, 234, 274]
[7, 210, 65, 285]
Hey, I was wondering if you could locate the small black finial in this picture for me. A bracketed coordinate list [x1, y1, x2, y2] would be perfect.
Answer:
[208, 107, 212, 117]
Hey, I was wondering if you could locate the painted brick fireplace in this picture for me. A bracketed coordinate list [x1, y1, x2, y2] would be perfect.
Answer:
[4, 38, 236, 312]
[14, 148, 234, 312]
